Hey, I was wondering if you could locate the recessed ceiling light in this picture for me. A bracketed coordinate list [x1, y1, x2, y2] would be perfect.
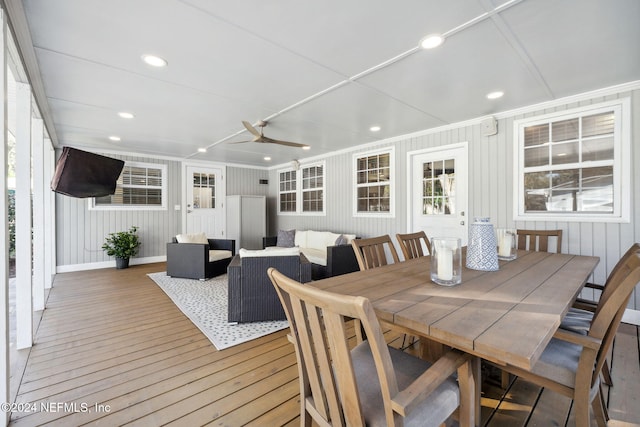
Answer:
[141, 54, 167, 67]
[118, 111, 135, 119]
[487, 91, 504, 100]
[419, 34, 444, 49]
[197, 148, 207, 153]
[108, 136, 121, 141]
[370, 126, 381, 132]
[264, 156, 271, 161]
[302, 145, 311, 150]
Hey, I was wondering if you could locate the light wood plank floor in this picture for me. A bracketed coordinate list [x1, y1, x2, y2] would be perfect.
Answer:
[8, 263, 640, 426]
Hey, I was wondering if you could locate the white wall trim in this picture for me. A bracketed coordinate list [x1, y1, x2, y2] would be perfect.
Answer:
[56, 256, 167, 274]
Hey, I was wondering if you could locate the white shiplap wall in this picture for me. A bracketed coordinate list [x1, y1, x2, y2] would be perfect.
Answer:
[270, 88, 639, 310]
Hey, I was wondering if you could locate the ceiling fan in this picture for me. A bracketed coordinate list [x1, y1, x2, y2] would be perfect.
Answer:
[230, 120, 309, 148]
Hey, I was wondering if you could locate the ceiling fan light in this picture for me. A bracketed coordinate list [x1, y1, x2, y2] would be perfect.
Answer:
[264, 156, 271, 161]
[302, 146, 311, 150]
[197, 148, 207, 153]
[419, 34, 444, 49]
[142, 54, 167, 67]
[108, 136, 121, 141]
[370, 125, 381, 132]
[487, 91, 504, 100]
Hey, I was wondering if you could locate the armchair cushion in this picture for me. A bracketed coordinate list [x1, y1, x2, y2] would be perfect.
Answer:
[175, 232, 208, 244]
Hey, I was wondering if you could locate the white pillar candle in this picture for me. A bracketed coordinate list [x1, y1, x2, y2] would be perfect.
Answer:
[438, 247, 453, 281]
[499, 233, 512, 257]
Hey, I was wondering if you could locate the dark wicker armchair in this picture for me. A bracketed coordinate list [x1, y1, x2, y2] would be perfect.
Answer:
[166, 237, 235, 280]
[228, 253, 312, 323]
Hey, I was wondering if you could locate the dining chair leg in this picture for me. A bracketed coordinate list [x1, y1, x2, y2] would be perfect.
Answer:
[592, 386, 608, 427]
[601, 359, 613, 387]
[500, 371, 513, 389]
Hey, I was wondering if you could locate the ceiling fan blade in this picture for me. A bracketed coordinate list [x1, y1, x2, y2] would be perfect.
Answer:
[242, 121, 262, 137]
[262, 135, 309, 148]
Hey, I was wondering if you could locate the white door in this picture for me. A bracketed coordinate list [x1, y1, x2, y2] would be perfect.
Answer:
[409, 144, 468, 247]
[185, 166, 225, 238]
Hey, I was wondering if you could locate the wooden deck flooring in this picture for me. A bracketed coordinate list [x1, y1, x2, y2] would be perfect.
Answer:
[8, 263, 640, 426]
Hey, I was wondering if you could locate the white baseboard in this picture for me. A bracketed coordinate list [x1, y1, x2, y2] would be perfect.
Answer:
[56, 256, 166, 273]
[622, 309, 640, 326]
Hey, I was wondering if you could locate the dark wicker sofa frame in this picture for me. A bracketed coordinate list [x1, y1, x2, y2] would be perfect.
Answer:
[227, 253, 312, 323]
[262, 236, 359, 280]
[166, 238, 235, 280]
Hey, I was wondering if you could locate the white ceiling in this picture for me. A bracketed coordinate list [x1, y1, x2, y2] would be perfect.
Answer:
[12, 0, 640, 166]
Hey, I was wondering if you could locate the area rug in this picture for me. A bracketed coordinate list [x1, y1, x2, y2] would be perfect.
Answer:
[147, 272, 289, 350]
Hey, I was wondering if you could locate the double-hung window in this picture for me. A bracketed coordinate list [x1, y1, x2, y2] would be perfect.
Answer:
[354, 148, 394, 217]
[278, 162, 325, 215]
[514, 99, 630, 222]
[90, 161, 167, 210]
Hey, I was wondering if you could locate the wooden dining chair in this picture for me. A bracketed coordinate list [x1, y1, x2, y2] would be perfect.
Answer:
[267, 267, 476, 427]
[559, 243, 640, 386]
[351, 235, 400, 270]
[516, 229, 563, 252]
[396, 231, 431, 260]
[499, 251, 640, 427]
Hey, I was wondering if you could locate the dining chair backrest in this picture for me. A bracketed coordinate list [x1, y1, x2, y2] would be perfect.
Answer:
[267, 267, 473, 427]
[351, 235, 400, 271]
[396, 231, 431, 260]
[516, 229, 562, 253]
[588, 251, 640, 388]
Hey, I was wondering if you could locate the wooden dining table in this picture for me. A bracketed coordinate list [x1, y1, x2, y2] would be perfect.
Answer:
[313, 249, 599, 371]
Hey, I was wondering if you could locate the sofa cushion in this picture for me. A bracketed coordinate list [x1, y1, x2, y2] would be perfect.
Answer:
[307, 230, 329, 251]
[277, 229, 296, 247]
[301, 247, 327, 266]
[239, 247, 301, 258]
[209, 250, 233, 262]
[294, 230, 308, 248]
[325, 232, 341, 247]
[176, 232, 208, 244]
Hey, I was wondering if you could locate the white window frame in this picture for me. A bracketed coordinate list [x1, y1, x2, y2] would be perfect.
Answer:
[513, 98, 630, 223]
[277, 161, 326, 216]
[89, 161, 167, 211]
[353, 147, 395, 218]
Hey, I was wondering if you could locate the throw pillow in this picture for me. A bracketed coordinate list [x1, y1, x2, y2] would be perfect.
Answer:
[277, 229, 296, 247]
[335, 234, 348, 245]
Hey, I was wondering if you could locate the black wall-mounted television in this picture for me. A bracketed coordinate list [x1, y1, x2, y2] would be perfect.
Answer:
[50, 147, 125, 198]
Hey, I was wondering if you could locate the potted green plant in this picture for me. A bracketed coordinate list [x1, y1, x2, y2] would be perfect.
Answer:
[102, 226, 141, 269]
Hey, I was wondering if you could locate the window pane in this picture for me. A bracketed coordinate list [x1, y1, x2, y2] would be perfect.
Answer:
[524, 171, 550, 211]
[524, 124, 549, 147]
[583, 137, 614, 162]
[524, 146, 549, 167]
[552, 142, 579, 165]
[580, 166, 613, 212]
[552, 118, 578, 142]
[583, 112, 614, 137]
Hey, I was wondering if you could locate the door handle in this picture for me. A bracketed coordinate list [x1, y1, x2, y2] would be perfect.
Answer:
[460, 221, 465, 225]
[187, 210, 193, 214]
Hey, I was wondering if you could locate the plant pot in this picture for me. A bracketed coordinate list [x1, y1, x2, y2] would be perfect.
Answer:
[115, 257, 130, 269]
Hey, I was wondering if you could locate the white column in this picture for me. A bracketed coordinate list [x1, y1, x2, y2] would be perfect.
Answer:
[32, 118, 44, 310]
[15, 81, 32, 350]
[43, 139, 55, 288]
[0, 9, 10, 424]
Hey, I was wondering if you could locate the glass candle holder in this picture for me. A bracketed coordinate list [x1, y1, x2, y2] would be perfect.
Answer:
[430, 237, 462, 286]
[496, 228, 517, 260]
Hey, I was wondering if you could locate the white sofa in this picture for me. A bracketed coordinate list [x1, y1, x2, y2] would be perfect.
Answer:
[263, 230, 359, 279]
